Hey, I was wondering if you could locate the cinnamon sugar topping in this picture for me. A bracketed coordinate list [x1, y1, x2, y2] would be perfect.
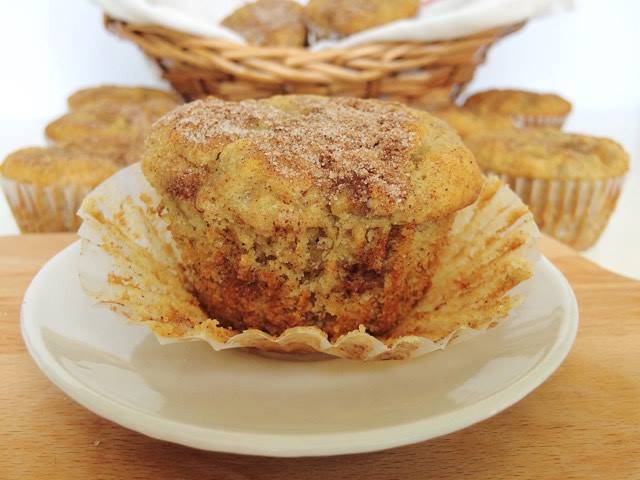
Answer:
[158, 96, 418, 203]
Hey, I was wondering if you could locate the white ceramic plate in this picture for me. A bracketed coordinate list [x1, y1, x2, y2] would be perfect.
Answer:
[21, 241, 578, 457]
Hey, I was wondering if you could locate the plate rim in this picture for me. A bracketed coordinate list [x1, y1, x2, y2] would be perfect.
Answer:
[21, 241, 579, 457]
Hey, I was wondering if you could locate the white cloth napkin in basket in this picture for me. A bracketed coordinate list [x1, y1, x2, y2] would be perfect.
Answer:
[94, 0, 572, 50]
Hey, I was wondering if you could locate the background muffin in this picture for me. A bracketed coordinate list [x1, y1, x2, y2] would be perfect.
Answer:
[406, 88, 455, 112]
[142, 95, 482, 339]
[464, 89, 572, 128]
[0, 147, 119, 233]
[1, 84, 181, 233]
[68, 85, 180, 110]
[45, 97, 178, 165]
[222, 0, 307, 47]
[431, 106, 515, 139]
[465, 128, 628, 250]
[305, 0, 420, 40]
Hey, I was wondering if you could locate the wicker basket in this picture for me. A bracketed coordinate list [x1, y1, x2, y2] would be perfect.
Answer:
[105, 16, 523, 104]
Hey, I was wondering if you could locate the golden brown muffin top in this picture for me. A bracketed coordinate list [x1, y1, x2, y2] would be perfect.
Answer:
[1, 146, 119, 186]
[46, 98, 177, 165]
[68, 85, 180, 110]
[222, 0, 306, 47]
[432, 107, 515, 139]
[143, 95, 482, 223]
[464, 89, 572, 117]
[465, 129, 629, 180]
[305, 0, 420, 38]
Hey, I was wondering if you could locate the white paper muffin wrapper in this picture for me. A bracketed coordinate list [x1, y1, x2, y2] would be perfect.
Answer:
[78, 164, 540, 360]
[0, 178, 93, 233]
[511, 114, 567, 129]
[488, 171, 625, 250]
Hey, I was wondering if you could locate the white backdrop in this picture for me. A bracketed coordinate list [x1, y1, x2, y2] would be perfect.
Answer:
[0, 0, 638, 277]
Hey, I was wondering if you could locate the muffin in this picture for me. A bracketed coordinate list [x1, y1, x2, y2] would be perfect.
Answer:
[142, 95, 482, 338]
[431, 107, 515, 139]
[305, 0, 420, 40]
[1, 147, 119, 233]
[464, 89, 572, 128]
[222, 0, 306, 47]
[68, 85, 180, 110]
[407, 88, 455, 112]
[465, 128, 629, 250]
[78, 95, 539, 360]
[45, 97, 178, 165]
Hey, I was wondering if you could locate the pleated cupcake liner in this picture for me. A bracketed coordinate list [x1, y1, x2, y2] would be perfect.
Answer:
[511, 114, 568, 129]
[488, 171, 625, 250]
[0, 178, 93, 233]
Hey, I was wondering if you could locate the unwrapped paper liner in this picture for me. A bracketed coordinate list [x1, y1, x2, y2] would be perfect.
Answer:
[78, 164, 540, 360]
[93, 0, 573, 51]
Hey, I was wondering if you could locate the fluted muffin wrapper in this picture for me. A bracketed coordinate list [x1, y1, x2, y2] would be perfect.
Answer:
[487, 171, 625, 251]
[0, 178, 93, 233]
[77, 164, 539, 360]
[511, 114, 567, 129]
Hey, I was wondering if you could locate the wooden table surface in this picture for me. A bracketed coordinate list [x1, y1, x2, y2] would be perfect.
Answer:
[1, 234, 639, 480]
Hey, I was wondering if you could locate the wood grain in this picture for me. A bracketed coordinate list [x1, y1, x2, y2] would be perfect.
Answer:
[1, 234, 639, 480]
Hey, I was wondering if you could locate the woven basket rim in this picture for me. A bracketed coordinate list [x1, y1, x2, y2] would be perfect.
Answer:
[105, 15, 524, 54]
[103, 15, 524, 101]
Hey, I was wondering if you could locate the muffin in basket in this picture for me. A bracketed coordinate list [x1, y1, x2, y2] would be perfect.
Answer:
[78, 95, 539, 360]
[465, 128, 629, 250]
[305, 0, 420, 40]
[0, 147, 119, 233]
[464, 89, 572, 128]
[67, 85, 180, 110]
[222, 0, 307, 47]
[46, 95, 179, 166]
